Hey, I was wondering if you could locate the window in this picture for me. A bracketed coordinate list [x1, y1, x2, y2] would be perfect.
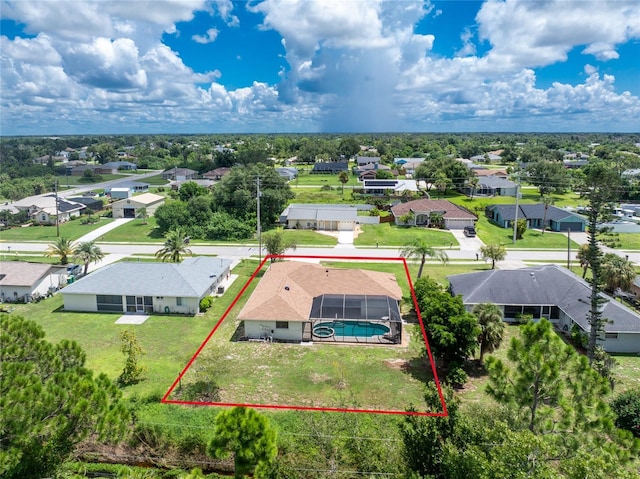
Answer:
[96, 295, 123, 312]
[275, 321, 289, 329]
[605, 333, 619, 340]
[176, 297, 183, 306]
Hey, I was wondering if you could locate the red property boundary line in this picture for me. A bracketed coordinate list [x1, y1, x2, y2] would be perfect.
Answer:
[161, 254, 448, 417]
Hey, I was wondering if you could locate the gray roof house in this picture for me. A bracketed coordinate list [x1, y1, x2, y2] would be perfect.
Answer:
[356, 156, 381, 166]
[275, 167, 298, 181]
[0, 261, 63, 303]
[475, 176, 518, 197]
[311, 162, 349, 174]
[486, 204, 586, 232]
[280, 203, 377, 231]
[390, 199, 476, 229]
[448, 264, 640, 353]
[61, 257, 232, 315]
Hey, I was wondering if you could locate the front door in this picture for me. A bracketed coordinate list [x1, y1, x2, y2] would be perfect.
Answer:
[136, 296, 144, 313]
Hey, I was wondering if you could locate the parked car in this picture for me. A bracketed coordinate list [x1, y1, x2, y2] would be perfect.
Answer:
[463, 226, 476, 237]
[66, 263, 82, 276]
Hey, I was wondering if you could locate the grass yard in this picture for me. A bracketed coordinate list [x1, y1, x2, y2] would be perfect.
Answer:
[475, 216, 580, 249]
[291, 171, 360, 187]
[0, 217, 114, 242]
[355, 223, 457, 248]
[99, 217, 164, 242]
[279, 229, 337, 246]
[599, 232, 640, 250]
[291, 186, 365, 204]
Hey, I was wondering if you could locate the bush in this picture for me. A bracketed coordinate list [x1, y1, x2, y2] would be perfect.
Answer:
[611, 388, 640, 437]
[445, 365, 468, 389]
[199, 296, 214, 312]
[320, 184, 334, 191]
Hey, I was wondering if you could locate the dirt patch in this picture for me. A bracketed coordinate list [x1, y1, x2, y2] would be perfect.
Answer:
[384, 358, 409, 370]
[309, 372, 332, 383]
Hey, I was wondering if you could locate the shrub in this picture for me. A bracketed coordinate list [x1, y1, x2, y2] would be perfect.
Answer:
[445, 365, 468, 389]
[611, 388, 640, 437]
[199, 296, 214, 312]
[320, 184, 334, 191]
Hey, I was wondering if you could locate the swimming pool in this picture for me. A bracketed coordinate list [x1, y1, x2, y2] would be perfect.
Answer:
[313, 321, 390, 338]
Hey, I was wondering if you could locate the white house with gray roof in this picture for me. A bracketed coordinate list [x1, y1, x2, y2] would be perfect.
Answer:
[0, 261, 63, 302]
[279, 203, 378, 231]
[448, 264, 640, 353]
[61, 257, 232, 315]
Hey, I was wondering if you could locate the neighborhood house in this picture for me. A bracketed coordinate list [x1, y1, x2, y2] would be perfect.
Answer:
[448, 265, 640, 353]
[279, 203, 378, 231]
[0, 261, 64, 303]
[486, 204, 586, 232]
[111, 193, 165, 219]
[391, 199, 477, 230]
[61, 257, 232, 315]
[237, 261, 403, 344]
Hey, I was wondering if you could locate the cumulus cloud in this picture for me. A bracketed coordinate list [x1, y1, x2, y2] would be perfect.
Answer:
[192, 28, 219, 44]
[0, 0, 639, 134]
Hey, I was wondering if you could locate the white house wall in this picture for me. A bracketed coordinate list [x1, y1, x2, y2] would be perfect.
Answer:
[64, 293, 99, 312]
[603, 333, 640, 353]
[244, 320, 304, 342]
[153, 296, 199, 315]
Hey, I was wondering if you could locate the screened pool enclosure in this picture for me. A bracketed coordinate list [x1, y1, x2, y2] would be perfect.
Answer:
[304, 294, 402, 344]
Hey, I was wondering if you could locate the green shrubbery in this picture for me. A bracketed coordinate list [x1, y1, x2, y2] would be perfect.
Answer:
[199, 296, 214, 312]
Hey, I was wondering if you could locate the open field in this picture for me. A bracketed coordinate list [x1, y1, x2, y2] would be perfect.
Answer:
[99, 217, 164, 242]
[355, 223, 457, 248]
[0, 217, 113, 242]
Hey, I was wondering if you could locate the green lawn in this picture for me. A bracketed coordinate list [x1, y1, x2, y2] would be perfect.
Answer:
[279, 229, 337, 246]
[291, 186, 364, 204]
[355, 223, 457, 248]
[99, 217, 164, 243]
[0, 217, 114, 242]
[475, 216, 580, 249]
[291, 171, 359, 187]
[599, 232, 640, 250]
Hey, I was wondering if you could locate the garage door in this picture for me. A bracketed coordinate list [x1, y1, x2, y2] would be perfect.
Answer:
[338, 221, 352, 231]
[123, 207, 136, 218]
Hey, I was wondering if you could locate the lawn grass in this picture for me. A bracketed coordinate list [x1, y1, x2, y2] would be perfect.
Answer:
[475, 216, 580, 249]
[99, 217, 164, 242]
[0, 217, 114, 242]
[55, 174, 130, 187]
[355, 223, 457, 248]
[0, 254, 59, 264]
[279, 229, 337, 246]
[291, 171, 359, 187]
[291, 186, 364, 204]
[599, 232, 640, 250]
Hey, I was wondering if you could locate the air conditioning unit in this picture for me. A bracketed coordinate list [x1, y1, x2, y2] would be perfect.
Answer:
[217, 286, 225, 294]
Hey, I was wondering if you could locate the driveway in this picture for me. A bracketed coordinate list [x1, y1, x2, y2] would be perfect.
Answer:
[450, 229, 484, 253]
[76, 218, 133, 243]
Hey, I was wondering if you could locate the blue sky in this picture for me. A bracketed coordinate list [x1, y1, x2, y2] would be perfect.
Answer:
[1, 0, 639, 135]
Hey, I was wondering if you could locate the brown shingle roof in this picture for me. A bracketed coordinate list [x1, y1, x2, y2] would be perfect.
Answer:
[237, 261, 402, 322]
[390, 199, 476, 220]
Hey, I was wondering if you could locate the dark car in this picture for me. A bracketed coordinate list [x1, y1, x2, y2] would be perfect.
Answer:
[463, 226, 476, 237]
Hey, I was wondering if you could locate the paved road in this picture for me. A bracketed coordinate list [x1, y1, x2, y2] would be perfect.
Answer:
[57, 170, 164, 198]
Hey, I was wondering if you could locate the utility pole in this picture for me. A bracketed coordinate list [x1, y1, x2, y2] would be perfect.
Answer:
[512, 174, 520, 244]
[54, 179, 60, 237]
[567, 227, 571, 269]
[256, 177, 262, 262]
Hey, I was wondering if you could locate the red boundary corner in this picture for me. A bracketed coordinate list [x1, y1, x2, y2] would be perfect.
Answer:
[161, 254, 448, 417]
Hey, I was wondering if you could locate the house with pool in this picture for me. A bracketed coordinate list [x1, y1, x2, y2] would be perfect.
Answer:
[237, 261, 403, 344]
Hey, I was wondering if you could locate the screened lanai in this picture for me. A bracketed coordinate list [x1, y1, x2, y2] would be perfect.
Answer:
[305, 294, 402, 344]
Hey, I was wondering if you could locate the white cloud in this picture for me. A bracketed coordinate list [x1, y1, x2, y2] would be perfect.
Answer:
[0, 0, 639, 134]
[476, 0, 640, 69]
[192, 28, 219, 44]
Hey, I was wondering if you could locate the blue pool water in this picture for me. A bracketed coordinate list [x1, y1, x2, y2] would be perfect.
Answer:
[313, 321, 390, 338]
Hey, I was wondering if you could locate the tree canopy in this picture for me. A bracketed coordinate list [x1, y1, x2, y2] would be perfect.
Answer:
[0, 314, 130, 479]
[413, 276, 480, 366]
[207, 407, 277, 478]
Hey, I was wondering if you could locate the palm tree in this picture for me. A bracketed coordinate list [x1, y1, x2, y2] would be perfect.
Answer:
[479, 243, 506, 269]
[576, 243, 590, 278]
[400, 239, 448, 279]
[468, 176, 479, 199]
[155, 228, 193, 263]
[263, 229, 297, 262]
[74, 241, 105, 275]
[338, 171, 350, 196]
[540, 195, 554, 235]
[45, 237, 76, 265]
[601, 253, 636, 294]
[473, 302, 505, 362]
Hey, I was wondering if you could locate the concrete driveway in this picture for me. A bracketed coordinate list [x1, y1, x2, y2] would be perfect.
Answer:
[450, 229, 484, 253]
[76, 218, 133, 243]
